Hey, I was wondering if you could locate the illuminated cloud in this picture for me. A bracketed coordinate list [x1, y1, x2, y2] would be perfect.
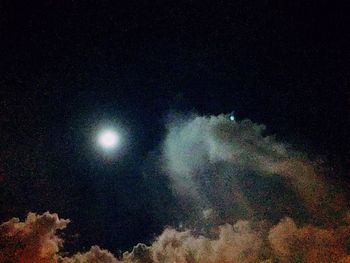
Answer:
[0, 212, 121, 263]
[60, 246, 120, 263]
[268, 217, 350, 262]
[2, 212, 350, 262]
[149, 221, 264, 263]
[162, 114, 346, 225]
[0, 212, 69, 262]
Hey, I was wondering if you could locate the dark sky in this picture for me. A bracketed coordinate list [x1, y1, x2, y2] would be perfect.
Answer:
[0, 0, 349, 254]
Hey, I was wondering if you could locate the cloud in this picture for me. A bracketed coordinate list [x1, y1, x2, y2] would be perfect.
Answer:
[0, 212, 69, 262]
[162, 114, 346, 225]
[149, 220, 264, 263]
[2, 212, 350, 262]
[268, 217, 350, 262]
[0, 212, 121, 263]
[60, 246, 120, 263]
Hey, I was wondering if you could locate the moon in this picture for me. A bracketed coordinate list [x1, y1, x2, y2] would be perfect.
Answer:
[98, 130, 120, 149]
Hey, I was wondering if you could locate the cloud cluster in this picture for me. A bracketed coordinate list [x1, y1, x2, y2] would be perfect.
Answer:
[148, 220, 264, 263]
[0, 212, 69, 262]
[2, 212, 350, 262]
[268, 217, 350, 262]
[1, 114, 349, 262]
[128, 217, 350, 262]
[0, 212, 121, 263]
[60, 246, 120, 263]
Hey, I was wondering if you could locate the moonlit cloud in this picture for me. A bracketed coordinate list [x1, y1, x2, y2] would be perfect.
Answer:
[162, 114, 346, 225]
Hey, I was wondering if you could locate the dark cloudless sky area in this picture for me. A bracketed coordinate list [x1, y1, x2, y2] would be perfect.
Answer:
[0, 0, 349, 254]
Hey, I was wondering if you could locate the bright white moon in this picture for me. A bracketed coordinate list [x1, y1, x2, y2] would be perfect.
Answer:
[98, 130, 120, 149]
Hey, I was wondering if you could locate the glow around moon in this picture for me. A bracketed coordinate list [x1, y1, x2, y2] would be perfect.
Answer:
[98, 130, 120, 149]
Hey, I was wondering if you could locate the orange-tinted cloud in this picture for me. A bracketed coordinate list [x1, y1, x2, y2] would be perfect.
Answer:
[0, 212, 68, 263]
[2, 212, 350, 262]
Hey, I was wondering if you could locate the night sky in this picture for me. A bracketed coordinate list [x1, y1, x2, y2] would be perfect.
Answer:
[0, 0, 349, 258]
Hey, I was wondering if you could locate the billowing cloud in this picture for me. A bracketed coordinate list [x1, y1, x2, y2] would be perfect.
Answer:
[0, 212, 69, 262]
[60, 246, 120, 263]
[268, 217, 350, 262]
[2, 212, 350, 262]
[0, 212, 121, 263]
[162, 114, 346, 225]
[148, 220, 264, 263]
